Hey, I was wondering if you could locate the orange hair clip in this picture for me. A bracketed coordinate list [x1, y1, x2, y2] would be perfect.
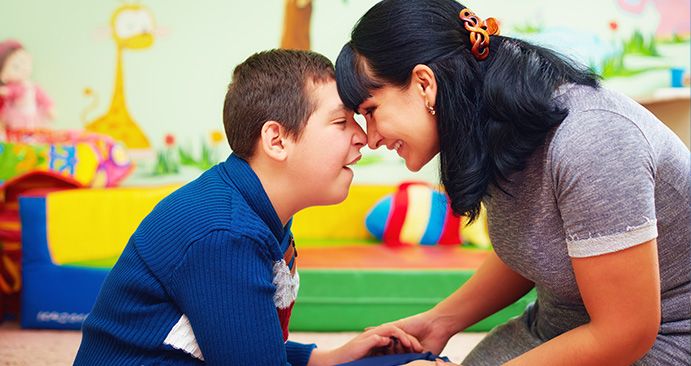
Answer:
[459, 8, 500, 61]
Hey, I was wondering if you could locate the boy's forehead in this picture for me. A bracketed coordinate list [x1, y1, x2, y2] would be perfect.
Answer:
[326, 103, 347, 116]
[311, 80, 348, 113]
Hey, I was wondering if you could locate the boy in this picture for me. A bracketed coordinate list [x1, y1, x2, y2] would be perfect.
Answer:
[74, 50, 421, 365]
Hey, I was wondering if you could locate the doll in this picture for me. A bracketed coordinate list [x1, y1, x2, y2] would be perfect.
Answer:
[0, 39, 54, 140]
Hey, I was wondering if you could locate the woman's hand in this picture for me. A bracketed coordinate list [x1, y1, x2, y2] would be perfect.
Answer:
[308, 324, 423, 366]
[384, 310, 455, 355]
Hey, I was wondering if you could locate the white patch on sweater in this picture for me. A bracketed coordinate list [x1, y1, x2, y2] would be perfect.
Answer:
[159, 262, 298, 359]
[163, 314, 204, 361]
[272, 259, 300, 309]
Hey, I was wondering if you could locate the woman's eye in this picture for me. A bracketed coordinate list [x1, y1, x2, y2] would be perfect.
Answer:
[334, 120, 346, 124]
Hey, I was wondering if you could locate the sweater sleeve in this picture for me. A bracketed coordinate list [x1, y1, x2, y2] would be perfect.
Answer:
[166, 230, 315, 365]
[286, 341, 317, 366]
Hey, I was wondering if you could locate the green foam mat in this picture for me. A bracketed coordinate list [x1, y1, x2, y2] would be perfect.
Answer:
[62, 256, 119, 269]
[291, 269, 536, 332]
[64, 257, 535, 332]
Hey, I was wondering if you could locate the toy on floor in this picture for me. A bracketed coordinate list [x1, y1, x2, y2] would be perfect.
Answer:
[0, 40, 53, 139]
[366, 181, 491, 248]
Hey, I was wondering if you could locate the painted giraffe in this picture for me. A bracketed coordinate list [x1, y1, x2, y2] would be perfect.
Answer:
[84, 3, 154, 150]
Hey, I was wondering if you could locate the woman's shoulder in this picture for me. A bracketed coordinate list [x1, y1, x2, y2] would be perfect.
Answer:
[550, 84, 685, 161]
[553, 84, 641, 118]
[549, 85, 660, 154]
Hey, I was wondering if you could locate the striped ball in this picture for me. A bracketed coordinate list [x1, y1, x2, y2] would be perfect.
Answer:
[366, 182, 462, 246]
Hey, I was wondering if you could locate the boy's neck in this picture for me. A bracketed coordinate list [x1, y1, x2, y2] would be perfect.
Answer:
[248, 157, 300, 227]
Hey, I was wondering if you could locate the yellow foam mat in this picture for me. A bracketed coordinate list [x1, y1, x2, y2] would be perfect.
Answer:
[292, 185, 395, 240]
[46, 186, 178, 265]
[43, 184, 490, 265]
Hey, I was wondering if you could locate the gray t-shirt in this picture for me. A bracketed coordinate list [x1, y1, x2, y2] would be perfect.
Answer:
[484, 84, 690, 364]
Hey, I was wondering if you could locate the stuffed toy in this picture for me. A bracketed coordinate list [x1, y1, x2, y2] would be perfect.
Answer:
[0, 39, 54, 139]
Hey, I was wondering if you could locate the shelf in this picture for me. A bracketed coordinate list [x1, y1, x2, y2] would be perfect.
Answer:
[636, 87, 691, 105]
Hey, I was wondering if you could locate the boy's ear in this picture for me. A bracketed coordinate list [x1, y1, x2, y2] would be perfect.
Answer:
[411, 64, 437, 107]
[259, 120, 288, 161]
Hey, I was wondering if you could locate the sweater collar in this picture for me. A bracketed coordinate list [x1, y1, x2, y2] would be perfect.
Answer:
[220, 153, 290, 242]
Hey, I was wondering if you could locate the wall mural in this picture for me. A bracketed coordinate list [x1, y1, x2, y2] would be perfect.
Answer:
[495, 0, 690, 99]
[83, 3, 155, 151]
[0, 0, 688, 186]
[281, 0, 312, 50]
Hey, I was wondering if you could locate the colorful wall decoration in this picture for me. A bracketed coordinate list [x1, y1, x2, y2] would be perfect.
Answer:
[1, 0, 688, 186]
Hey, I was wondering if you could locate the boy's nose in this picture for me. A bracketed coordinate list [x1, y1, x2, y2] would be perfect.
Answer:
[352, 122, 367, 149]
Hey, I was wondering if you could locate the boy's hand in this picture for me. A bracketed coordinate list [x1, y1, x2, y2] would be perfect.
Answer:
[308, 324, 423, 366]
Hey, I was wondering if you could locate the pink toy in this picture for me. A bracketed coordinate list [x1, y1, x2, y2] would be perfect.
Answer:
[0, 40, 54, 138]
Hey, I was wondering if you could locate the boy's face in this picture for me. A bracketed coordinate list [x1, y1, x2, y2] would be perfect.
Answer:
[286, 79, 366, 206]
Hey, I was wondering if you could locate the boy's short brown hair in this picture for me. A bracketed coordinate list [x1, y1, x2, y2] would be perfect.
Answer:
[223, 49, 335, 159]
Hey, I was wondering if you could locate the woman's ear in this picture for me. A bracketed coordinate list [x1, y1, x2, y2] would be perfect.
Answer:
[412, 64, 437, 107]
[259, 120, 288, 161]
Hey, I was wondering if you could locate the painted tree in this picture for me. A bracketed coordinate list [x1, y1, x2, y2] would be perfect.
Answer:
[281, 0, 312, 50]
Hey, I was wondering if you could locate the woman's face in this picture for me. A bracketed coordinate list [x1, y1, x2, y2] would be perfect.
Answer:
[357, 77, 440, 172]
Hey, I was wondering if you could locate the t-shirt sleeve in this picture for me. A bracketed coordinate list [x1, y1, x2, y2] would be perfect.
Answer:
[167, 230, 315, 365]
[551, 111, 658, 258]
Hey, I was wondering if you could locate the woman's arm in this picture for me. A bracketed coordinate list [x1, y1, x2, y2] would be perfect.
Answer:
[506, 239, 660, 366]
[392, 251, 535, 354]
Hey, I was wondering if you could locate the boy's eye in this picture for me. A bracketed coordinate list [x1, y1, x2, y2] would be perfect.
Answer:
[334, 120, 346, 125]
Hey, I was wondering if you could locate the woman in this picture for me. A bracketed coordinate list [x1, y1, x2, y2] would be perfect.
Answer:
[336, 0, 690, 365]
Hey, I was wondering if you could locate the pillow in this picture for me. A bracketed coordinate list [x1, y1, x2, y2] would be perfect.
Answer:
[365, 181, 491, 248]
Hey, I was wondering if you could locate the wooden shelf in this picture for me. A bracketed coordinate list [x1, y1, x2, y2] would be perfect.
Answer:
[636, 87, 691, 105]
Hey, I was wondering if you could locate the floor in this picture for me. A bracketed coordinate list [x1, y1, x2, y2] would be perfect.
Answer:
[0, 322, 485, 365]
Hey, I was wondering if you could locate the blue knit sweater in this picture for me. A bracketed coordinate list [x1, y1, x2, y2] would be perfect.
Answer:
[74, 154, 316, 365]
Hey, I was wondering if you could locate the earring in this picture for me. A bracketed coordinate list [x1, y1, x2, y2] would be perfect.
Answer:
[425, 100, 436, 116]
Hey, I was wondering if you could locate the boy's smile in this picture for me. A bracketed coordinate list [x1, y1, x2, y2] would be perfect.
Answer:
[343, 154, 362, 172]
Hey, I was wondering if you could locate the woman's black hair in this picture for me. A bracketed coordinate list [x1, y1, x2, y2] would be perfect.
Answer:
[336, 0, 599, 222]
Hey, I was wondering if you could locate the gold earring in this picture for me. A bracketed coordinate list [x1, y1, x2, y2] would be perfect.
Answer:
[425, 100, 436, 116]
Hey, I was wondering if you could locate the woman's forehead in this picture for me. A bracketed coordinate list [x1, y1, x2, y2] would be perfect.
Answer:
[358, 84, 402, 105]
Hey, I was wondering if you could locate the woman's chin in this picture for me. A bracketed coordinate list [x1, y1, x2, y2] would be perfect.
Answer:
[404, 158, 424, 172]
[404, 152, 437, 172]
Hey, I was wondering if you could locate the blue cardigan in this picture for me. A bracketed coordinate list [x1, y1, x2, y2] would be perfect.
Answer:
[74, 154, 316, 365]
